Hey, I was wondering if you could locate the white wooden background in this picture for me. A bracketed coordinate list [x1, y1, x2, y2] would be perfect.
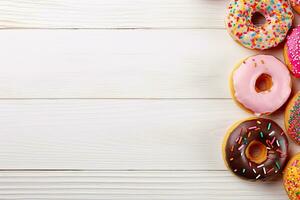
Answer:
[0, 0, 299, 199]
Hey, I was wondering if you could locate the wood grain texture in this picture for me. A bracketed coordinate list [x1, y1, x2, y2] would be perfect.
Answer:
[0, 99, 297, 170]
[0, 0, 227, 28]
[0, 29, 289, 99]
[0, 171, 287, 199]
[0, 0, 296, 199]
[0, 0, 299, 29]
[0, 99, 235, 169]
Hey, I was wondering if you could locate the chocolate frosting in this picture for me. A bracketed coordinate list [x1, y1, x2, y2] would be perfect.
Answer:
[224, 118, 288, 180]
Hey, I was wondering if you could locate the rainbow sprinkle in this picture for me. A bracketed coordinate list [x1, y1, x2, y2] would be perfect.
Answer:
[288, 94, 300, 143]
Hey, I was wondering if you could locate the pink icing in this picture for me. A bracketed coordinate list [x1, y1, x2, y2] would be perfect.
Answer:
[233, 55, 291, 116]
[287, 26, 300, 77]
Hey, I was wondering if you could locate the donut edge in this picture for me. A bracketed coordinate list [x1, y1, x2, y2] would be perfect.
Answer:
[229, 57, 257, 115]
[292, 4, 300, 15]
[284, 91, 300, 144]
[284, 43, 294, 74]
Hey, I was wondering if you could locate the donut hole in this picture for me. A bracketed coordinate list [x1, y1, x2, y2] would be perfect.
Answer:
[255, 73, 273, 93]
[251, 12, 266, 27]
[245, 140, 267, 164]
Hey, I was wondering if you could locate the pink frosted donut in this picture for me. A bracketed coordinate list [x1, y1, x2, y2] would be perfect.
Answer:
[231, 55, 291, 116]
[284, 26, 300, 77]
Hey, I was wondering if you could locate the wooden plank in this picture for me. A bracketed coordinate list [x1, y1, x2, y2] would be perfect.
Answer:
[0, 0, 299, 29]
[0, 0, 227, 28]
[0, 171, 287, 199]
[0, 99, 297, 170]
[0, 29, 288, 99]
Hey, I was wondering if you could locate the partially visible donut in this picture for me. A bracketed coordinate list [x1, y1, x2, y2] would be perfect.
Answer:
[225, 0, 293, 50]
[223, 118, 289, 181]
[284, 26, 300, 78]
[230, 55, 292, 116]
[290, 0, 300, 14]
[285, 92, 300, 144]
[283, 153, 300, 199]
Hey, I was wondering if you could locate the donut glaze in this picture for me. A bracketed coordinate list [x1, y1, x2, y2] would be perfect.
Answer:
[285, 92, 300, 144]
[231, 55, 291, 116]
[285, 26, 300, 77]
[225, 0, 293, 50]
[223, 118, 289, 181]
[283, 153, 300, 200]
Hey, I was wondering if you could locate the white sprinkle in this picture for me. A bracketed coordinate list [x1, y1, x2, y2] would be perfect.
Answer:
[253, 169, 257, 174]
[256, 174, 261, 179]
[257, 164, 264, 168]
[276, 140, 280, 147]
[263, 167, 266, 175]
[269, 131, 275, 136]
[238, 145, 244, 151]
[234, 169, 237, 172]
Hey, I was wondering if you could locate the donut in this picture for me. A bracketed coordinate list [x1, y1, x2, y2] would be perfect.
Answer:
[230, 55, 291, 116]
[283, 153, 300, 199]
[290, 0, 300, 14]
[223, 118, 289, 181]
[284, 26, 300, 78]
[225, 0, 293, 50]
[285, 92, 300, 144]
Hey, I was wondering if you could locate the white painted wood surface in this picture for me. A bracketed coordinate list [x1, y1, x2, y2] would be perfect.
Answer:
[0, 171, 287, 200]
[0, 0, 296, 199]
[0, 0, 227, 29]
[0, 0, 298, 29]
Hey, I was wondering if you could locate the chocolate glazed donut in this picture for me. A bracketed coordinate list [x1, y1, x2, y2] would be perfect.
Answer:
[223, 118, 288, 181]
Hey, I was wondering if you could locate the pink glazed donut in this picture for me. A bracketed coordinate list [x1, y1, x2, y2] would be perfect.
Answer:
[230, 55, 291, 116]
[284, 26, 300, 78]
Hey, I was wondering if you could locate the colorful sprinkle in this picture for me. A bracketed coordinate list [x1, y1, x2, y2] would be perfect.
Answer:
[260, 132, 264, 138]
[256, 174, 261, 179]
[267, 123, 272, 131]
[257, 164, 264, 168]
[238, 144, 244, 151]
[275, 161, 281, 170]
